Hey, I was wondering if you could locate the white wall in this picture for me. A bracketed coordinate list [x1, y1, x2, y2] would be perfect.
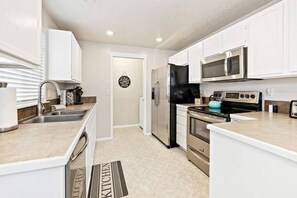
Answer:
[200, 77, 297, 104]
[113, 57, 143, 126]
[79, 41, 176, 138]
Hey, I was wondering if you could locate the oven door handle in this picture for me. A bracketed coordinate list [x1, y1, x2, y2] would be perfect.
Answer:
[188, 111, 226, 123]
[71, 131, 89, 162]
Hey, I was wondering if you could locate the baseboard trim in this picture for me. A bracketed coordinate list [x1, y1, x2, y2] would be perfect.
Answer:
[113, 124, 139, 129]
[96, 137, 112, 141]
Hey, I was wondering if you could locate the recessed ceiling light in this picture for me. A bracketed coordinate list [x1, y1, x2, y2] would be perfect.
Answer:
[156, 37, 163, 42]
[106, 31, 114, 36]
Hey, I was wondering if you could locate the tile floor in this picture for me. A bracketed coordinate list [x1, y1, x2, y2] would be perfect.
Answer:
[93, 127, 209, 198]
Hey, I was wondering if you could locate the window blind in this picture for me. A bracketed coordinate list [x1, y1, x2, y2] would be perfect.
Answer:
[0, 29, 46, 108]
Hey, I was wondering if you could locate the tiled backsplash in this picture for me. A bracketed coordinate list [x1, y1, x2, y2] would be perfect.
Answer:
[264, 100, 291, 114]
[18, 96, 96, 121]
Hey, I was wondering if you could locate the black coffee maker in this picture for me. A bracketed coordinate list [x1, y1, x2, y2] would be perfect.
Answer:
[73, 86, 83, 105]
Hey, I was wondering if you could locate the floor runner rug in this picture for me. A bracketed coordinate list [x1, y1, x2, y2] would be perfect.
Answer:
[89, 161, 128, 198]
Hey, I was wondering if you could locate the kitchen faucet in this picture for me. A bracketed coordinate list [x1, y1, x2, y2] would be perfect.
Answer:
[38, 80, 61, 116]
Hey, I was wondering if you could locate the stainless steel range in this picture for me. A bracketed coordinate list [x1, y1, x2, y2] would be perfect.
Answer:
[187, 91, 262, 176]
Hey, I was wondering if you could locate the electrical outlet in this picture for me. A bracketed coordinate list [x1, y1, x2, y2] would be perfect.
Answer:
[266, 88, 273, 98]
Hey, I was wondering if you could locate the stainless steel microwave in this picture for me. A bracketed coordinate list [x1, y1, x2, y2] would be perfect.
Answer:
[201, 47, 247, 82]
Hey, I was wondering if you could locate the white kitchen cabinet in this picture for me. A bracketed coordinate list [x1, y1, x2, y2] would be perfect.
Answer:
[0, 0, 41, 68]
[168, 50, 188, 66]
[168, 55, 177, 64]
[48, 29, 82, 83]
[286, 0, 297, 74]
[210, 130, 297, 198]
[188, 43, 203, 83]
[203, 33, 222, 58]
[222, 21, 248, 51]
[247, 2, 284, 78]
[176, 105, 188, 150]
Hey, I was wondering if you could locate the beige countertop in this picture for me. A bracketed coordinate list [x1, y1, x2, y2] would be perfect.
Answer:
[208, 112, 297, 162]
[0, 103, 96, 176]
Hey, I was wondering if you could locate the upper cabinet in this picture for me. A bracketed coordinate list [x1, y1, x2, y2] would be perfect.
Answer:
[287, 0, 297, 73]
[188, 43, 203, 83]
[222, 21, 248, 51]
[48, 29, 82, 83]
[247, 2, 284, 78]
[202, 33, 222, 58]
[0, 0, 41, 68]
[168, 49, 188, 66]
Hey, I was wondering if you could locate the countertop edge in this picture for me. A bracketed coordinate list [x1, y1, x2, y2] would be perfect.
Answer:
[0, 103, 97, 176]
[207, 124, 297, 163]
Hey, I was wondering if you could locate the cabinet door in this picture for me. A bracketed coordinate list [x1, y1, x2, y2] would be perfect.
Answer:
[48, 30, 72, 81]
[287, 0, 297, 73]
[248, 2, 284, 78]
[222, 21, 247, 51]
[175, 50, 188, 66]
[0, 0, 41, 65]
[71, 35, 82, 83]
[188, 43, 203, 83]
[203, 33, 222, 58]
[168, 55, 177, 65]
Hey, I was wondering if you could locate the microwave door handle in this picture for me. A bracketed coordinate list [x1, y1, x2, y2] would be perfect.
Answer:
[224, 58, 228, 76]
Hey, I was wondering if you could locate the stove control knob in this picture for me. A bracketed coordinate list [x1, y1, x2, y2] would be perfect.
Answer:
[240, 94, 244, 98]
[251, 94, 256, 99]
[245, 94, 250, 99]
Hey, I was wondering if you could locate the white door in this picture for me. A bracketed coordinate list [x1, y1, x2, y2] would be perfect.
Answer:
[203, 33, 222, 57]
[188, 43, 203, 83]
[248, 2, 284, 78]
[71, 35, 82, 83]
[287, 0, 297, 73]
[168, 55, 177, 65]
[175, 50, 188, 66]
[0, 0, 41, 65]
[222, 20, 248, 51]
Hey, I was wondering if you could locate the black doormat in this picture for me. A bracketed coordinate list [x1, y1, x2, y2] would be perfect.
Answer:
[89, 161, 128, 198]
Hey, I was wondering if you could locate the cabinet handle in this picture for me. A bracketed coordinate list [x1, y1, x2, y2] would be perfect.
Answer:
[71, 131, 88, 162]
[199, 148, 205, 152]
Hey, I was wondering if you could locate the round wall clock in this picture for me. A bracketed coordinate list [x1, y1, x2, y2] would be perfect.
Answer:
[118, 73, 131, 88]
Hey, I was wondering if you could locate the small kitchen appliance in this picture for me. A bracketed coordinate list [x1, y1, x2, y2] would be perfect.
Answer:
[73, 86, 83, 105]
[0, 82, 18, 133]
[290, 100, 297, 118]
[187, 91, 262, 175]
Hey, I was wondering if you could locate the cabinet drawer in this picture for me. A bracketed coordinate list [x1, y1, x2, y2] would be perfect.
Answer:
[177, 115, 187, 125]
[176, 123, 187, 137]
[177, 134, 187, 151]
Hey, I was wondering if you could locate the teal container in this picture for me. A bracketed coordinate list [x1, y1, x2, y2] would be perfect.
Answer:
[208, 101, 222, 109]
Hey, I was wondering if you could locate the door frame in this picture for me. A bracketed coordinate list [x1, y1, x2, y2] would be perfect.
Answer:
[110, 52, 149, 138]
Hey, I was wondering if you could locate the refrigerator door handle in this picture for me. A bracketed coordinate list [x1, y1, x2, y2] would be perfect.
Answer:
[155, 81, 160, 106]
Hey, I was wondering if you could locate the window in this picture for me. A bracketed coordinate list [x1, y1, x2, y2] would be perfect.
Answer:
[0, 29, 46, 108]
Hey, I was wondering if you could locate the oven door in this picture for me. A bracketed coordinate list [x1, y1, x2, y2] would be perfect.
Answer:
[187, 111, 226, 158]
[66, 131, 89, 198]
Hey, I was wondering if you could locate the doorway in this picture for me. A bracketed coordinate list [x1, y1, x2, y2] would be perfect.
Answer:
[110, 53, 148, 138]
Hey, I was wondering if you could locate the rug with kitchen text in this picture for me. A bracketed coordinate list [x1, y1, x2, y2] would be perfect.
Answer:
[89, 161, 128, 198]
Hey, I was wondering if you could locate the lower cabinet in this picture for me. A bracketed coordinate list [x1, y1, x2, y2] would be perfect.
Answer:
[176, 105, 188, 150]
[0, 106, 97, 198]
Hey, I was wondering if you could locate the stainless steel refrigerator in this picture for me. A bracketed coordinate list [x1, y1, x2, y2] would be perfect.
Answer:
[151, 64, 200, 148]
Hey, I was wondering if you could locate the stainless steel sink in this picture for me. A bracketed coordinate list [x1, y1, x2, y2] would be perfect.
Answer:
[21, 114, 85, 124]
[47, 110, 88, 116]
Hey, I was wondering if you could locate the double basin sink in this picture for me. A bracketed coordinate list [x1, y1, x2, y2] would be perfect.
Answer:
[21, 110, 88, 124]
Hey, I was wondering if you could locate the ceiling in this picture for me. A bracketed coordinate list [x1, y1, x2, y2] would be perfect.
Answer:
[43, 0, 276, 51]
